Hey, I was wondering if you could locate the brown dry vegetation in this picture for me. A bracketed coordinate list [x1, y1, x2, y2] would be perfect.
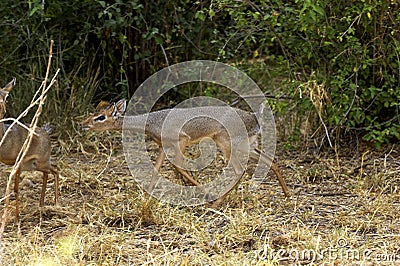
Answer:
[0, 126, 399, 265]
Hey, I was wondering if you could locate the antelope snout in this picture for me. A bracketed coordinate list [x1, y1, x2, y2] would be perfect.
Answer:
[81, 124, 91, 131]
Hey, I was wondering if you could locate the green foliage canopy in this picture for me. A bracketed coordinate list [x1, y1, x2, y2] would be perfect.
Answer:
[0, 0, 398, 145]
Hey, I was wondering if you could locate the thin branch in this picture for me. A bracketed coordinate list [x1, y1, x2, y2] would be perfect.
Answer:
[0, 118, 39, 136]
[160, 44, 171, 73]
[318, 111, 333, 148]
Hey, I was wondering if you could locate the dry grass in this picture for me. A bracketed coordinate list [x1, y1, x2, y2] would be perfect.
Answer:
[0, 130, 399, 265]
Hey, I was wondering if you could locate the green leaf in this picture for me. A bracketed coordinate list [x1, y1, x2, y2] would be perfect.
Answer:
[195, 11, 205, 21]
[313, 5, 325, 16]
[155, 36, 163, 45]
[209, 9, 215, 19]
[29, 5, 41, 17]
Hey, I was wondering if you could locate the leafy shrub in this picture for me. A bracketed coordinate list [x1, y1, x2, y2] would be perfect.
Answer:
[206, 0, 400, 146]
[0, 0, 398, 146]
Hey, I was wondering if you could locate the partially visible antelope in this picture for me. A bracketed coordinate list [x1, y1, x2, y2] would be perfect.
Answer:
[0, 78, 58, 219]
[82, 99, 290, 207]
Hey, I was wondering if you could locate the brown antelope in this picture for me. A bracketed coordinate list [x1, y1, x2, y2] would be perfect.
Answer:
[82, 99, 290, 207]
[0, 78, 58, 219]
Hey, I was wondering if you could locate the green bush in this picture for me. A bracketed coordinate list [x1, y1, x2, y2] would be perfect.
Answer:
[0, 0, 220, 136]
[0, 0, 398, 146]
[206, 0, 400, 146]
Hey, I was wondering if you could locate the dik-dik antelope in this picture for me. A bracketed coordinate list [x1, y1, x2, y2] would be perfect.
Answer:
[82, 99, 290, 207]
[0, 78, 58, 219]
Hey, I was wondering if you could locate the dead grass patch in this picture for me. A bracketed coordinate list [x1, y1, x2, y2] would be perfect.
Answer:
[0, 135, 399, 265]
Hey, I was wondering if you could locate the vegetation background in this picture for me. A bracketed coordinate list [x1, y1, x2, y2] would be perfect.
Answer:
[0, 0, 398, 147]
[0, 1, 399, 265]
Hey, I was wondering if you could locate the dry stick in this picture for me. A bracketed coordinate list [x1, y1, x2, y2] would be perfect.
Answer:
[0, 118, 39, 139]
[0, 40, 57, 241]
[317, 111, 333, 148]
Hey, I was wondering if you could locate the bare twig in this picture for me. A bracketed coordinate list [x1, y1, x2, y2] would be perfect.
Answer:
[160, 44, 171, 73]
[0, 118, 39, 137]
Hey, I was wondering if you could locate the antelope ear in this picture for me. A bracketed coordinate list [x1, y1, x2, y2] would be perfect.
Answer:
[95, 100, 111, 111]
[3, 77, 16, 93]
[114, 99, 127, 115]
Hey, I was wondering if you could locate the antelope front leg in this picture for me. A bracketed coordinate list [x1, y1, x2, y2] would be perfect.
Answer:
[39, 172, 48, 207]
[209, 153, 245, 208]
[147, 146, 166, 193]
[173, 144, 201, 187]
[253, 148, 290, 197]
[270, 160, 290, 197]
[52, 166, 59, 205]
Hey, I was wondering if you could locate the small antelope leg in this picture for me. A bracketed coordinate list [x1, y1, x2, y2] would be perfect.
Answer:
[270, 160, 290, 197]
[52, 166, 59, 205]
[173, 143, 201, 187]
[40, 172, 48, 207]
[209, 155, 245, 208]
[173, 166, 202, 186]
[253, 148, 290, 197]
[148, 147, 167, 192]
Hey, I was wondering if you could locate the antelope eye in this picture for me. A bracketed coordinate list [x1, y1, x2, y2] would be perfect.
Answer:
[94, 115, 106, 122]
